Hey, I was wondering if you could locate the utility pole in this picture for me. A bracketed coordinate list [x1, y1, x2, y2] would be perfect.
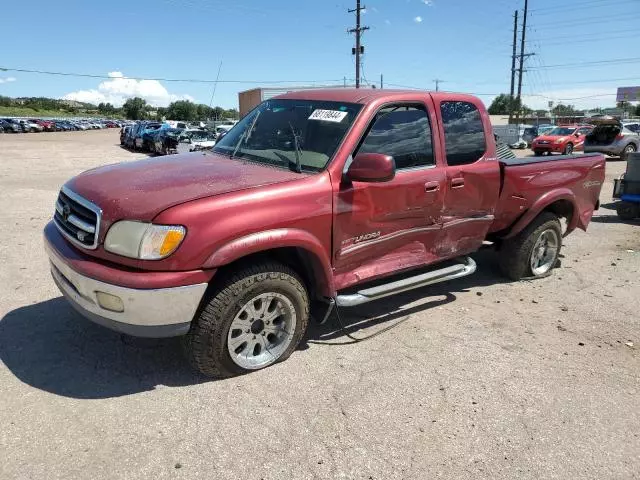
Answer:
[433, 79, 445, 92]
[508, 10, 518, 124]
[380, 73, 383, 89]
[348, 0, 369, 88]
[515, 0, 530, 124]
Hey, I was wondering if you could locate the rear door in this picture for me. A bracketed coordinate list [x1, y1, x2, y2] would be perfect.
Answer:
[433, 97, 501, 257]
[332, 99, 447, 290]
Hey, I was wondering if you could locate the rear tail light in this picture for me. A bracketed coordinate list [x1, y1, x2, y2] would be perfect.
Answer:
[616, 134, 624, 141]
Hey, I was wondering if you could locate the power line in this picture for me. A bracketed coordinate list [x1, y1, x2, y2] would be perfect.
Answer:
[0, 66, 348, 85]
[528, 57, 640, 69]
[532, 14, 640, 29]
[530, 0, 638, 12]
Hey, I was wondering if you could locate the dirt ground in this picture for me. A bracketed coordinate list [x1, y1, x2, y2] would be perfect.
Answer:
[0, 130, 638, 480]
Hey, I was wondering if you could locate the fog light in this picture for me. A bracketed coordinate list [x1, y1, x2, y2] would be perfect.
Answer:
[95, 291, 124, 313]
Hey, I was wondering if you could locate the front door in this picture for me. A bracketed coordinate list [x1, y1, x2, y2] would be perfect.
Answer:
[333, 101, 446, 291]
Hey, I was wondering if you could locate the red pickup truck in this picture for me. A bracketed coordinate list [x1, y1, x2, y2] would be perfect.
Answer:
[44, 89, 605, 377]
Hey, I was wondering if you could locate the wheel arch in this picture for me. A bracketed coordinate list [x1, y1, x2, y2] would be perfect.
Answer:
[203, 229, 335, 298]
[503, 190, 578, 239]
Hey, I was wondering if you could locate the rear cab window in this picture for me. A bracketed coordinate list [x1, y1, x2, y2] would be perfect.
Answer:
[439, 101, 487, 166]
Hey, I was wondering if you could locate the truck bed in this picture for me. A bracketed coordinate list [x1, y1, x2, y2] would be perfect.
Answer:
[490, 153, 606, 235]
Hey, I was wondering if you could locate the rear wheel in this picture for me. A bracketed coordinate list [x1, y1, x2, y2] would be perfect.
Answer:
[499, 212, 562, 280]
[184, 262, 310, 378]
[563, 143, 574, 155]
[534, 150, 543, 156]
[616, 201, 640, 220]
[622, 143, 636, 160]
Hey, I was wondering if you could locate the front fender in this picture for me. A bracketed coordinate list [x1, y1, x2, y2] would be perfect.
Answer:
[203, 228, 335, 297]
[504, 188, 578, 239]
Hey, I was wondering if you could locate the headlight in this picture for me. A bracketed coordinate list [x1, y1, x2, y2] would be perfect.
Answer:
[104, 221, 186, 260]
[555, 137, 566, 144]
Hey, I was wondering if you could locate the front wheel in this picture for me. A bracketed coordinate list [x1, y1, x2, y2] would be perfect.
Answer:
[499, 212, 562, 280]
[534, 150, 543, 156]
[184, 262, 310, 378]
[563, 143, 574, 155]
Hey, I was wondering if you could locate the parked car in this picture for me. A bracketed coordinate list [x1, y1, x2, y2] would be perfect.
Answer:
[120, 126, 131, 145]
[622, 122, 640, 134]
[151, 128, 184, 155]
[2, 118, 29, 132]
[531, 125, 593, 155]
[584, 118, 640, 160]
[178, 129, 217, 153]
[29, 119, 56, 132]
[134, 122, 163, 151]
[0, 118, 22, 133]
[18, 119, 44, 132]
[54, 121, 76, 131]
[509, 126, 538, 149]
[44, 89, 605, 378]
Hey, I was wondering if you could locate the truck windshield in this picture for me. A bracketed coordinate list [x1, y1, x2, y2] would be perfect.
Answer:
[213, 99, 362, 172]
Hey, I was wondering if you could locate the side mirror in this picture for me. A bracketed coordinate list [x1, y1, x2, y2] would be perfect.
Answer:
[346, 153, 396, 183]
[574, 132, 581, 137]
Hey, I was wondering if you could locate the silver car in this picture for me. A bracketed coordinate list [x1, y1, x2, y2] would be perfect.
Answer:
[584, 118, 640, 159]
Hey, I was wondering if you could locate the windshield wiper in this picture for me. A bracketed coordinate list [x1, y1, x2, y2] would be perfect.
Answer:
[231, 111, 260, 159]
[273, 151, 302, 173]
[288, 121, 302, 173]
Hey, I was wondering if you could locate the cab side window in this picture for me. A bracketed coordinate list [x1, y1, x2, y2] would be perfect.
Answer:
[440, 101, 487, 166]
[357, 105, 434, 170]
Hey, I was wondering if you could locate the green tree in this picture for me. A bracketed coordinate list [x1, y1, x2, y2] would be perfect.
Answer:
[166, 100, 198, 121]
[488, 94, 514, 115]
[635, 104, 640, 116]
[123, 97, 147, 120]
[487, 94, 528, 116]
[552, 104, 576, 115]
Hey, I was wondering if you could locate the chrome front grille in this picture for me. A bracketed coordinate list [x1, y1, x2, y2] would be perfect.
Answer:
[53, 187, 102, 249]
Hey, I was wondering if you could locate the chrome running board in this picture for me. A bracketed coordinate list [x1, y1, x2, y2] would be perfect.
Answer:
[335, 257, 477, 307]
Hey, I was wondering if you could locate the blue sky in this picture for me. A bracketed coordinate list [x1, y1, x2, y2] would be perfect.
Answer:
[0, 0, 638, 110]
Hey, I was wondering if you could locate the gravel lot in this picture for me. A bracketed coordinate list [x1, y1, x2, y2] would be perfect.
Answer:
[0, 130, 638, 480]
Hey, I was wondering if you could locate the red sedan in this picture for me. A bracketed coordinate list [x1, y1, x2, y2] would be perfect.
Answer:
[531, 125, 593, 156]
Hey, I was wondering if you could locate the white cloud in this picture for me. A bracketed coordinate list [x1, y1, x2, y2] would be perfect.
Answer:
[422, 0, 434, 5]
[414, 16, 423, 22]
[371, 6, 379, 12]
[385, 19, 391, 24]
[0, 76, 17, 84]
[62, 71, 194, 107]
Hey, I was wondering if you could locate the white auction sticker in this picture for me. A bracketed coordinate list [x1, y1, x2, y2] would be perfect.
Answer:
[308, 109, 348, 123]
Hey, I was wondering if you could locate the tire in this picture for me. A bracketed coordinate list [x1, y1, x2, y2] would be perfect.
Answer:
[534, 150, 543, 156]
[499, 211, 562, 280]
[616, 201, 640, 220]
[184, 261, 310, 378]
[563, 143, 574, 155]
[622, 143, 636, 161]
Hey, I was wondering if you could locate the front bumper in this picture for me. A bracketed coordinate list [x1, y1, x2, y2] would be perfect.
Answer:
[532, 143, 564, 153]
[45, 238, 208, 338]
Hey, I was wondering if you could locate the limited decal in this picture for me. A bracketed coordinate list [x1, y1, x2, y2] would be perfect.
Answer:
[341, 231, 381, 246]
[583, 180, 602, 188]
[308, 109, 349, 123]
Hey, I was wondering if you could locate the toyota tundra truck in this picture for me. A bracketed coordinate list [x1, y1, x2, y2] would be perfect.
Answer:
[44, 89, 605, 377]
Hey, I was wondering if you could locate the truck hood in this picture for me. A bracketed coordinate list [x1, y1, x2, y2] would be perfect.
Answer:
[66, 151, 306, 224]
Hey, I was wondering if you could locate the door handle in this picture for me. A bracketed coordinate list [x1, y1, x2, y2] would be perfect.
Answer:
[451, 178, 465, 188]
[424, 181, 440, 192]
